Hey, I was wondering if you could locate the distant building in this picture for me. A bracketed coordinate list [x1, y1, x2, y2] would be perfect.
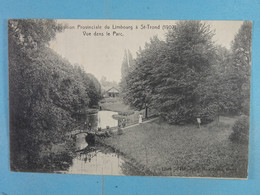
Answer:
[104, 87, 120, 98]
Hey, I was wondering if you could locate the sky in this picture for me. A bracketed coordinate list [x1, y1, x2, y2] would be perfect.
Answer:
[49, 20, 243, 83]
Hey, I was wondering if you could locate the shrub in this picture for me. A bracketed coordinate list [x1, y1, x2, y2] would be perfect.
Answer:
[197, 104, 218, 124]
[118, 111, 135, 116]
[241, 100, 250, 116]
[99, 99, 105, 103]
[108, 129, 114, 135]
[117, 127, 123, 135]
[229, 115, 249, 144]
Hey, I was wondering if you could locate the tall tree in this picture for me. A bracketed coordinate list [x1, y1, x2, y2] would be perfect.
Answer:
[196, 45, 233, 123]
[121, 49, 133, 79]
[120, 49, 134, 97]
[123, 36, 167, 110]
[74, 66, 102, 108]
[154, 21, 216, 124]
[229, 21, 252, 115]
[121, 21, 251, 125]
[9, 19, 101, 171]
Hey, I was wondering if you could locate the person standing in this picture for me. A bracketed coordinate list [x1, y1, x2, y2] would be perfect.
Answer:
[122, 118, 126, 127]
[139, 114, 143, 124]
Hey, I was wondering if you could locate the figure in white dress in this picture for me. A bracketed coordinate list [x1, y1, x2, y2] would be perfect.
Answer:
[139, 114, 143, 124]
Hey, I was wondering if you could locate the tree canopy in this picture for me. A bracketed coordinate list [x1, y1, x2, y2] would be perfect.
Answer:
[121, 21, 252, 124]
[9, 19, 101, 171]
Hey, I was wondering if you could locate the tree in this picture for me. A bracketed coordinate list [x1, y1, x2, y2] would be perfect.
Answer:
[154, 21, 216, 124]
[122, 36, 167, 111]
[121, 21, 251, 125]
[122, 22, 218, 124]
[9, 19, 64, 170]
[74, 65, 102, 108]
[196, 45, 235, 124]
[9, 19, 101, 171]
[121, 49, 133, 79]
[229, 21, 252, 115]
[120, 49, 134, 98]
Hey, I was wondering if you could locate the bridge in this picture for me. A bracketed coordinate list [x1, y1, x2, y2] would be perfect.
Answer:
[66, 130, 88, 138]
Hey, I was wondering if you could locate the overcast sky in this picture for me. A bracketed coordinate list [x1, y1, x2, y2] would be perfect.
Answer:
[49, 20, 243, 83]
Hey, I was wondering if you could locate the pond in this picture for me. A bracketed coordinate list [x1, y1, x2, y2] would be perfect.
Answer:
[61, 110, 142, 176]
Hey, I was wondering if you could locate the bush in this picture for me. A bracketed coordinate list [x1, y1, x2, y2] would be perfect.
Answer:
[117, 127, 123, 135]
[118, 111, 135, 116]
[197, 104, 219, 124]
[108, 129, 114, 135]
[241, 100, 250, 116]
[99, 99, 106, 103]
[229, 115, 249, 144]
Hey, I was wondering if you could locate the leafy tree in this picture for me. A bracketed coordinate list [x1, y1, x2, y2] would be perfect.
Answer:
[121, 21, 252, 125]
[155, 21, 216, 124]
[9, 19, 101, 171]
[195, 45, 235, 123]
[74, 66, 102, 108]
[122, 21, 219, 124]
[123, 36, 167, 110]
[120, 49, 134, 98]
[121, 49, 133, 79]
[229, 21, 252, 115]
[9, 19, 63, 170]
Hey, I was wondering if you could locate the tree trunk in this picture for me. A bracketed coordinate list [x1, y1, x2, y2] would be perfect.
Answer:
[145, 104, 148, 118]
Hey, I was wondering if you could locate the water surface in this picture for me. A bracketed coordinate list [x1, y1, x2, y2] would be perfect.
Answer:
[87, 110, 118, 130]
[66, 148, 125, 175]
[61, 110, 141, 175]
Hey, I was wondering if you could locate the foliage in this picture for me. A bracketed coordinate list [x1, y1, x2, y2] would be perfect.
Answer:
[229, 21, 252, 115]
[121, 21, 252, 124]
[123, 36, 167, 110]
[117, 127, 123, 135]
[123, 22, 217, 124]
[229, 115, 249, 144]
[121, 49, 133, 79]
[195, 46, 234, 122]
[9, 19, 101, 171]
[160, 21, 217, 124]
[120, 49, 134, 102]
[74, 66, 102, 108]
[100, 97, 134, 113]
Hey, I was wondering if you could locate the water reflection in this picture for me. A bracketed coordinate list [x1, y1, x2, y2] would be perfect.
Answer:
[62, 110, 141, 175]
[75, 133, 88, 151]
[66, 149, 125, 175]
[87, 111, 118, 130]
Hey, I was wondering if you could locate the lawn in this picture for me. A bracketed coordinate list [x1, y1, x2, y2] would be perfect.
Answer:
[100, 116, 248, 178]
[99, 97, 140, 126]
[100, 97, 133, 113]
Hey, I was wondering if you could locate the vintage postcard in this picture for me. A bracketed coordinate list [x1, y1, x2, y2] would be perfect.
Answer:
[9, 19, 251, 178]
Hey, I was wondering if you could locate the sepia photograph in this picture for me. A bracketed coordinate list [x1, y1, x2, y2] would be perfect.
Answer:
[9, 19, 251, 178]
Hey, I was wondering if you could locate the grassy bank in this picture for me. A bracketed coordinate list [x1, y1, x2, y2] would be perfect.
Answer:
[100, 116, 248, 178]
[100, 97, 158, 126]
[100, 97, 133, 113]
[100, 97, 139, 126]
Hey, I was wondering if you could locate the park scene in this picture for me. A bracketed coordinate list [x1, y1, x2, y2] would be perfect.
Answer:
[9, 19, 251, 178]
